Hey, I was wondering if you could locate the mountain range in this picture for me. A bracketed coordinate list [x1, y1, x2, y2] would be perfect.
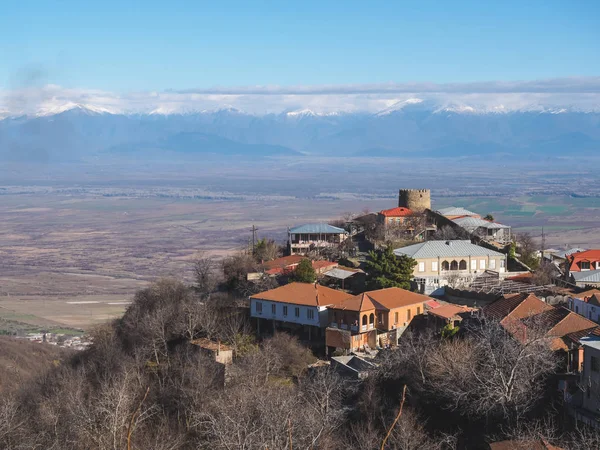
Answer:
[1, 101, 599, 162]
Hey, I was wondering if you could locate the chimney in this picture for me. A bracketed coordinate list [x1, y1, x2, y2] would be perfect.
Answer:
[446, 241, 452, 246]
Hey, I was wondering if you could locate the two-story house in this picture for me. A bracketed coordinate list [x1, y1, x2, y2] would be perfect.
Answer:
[566, 250, 600, 287]
[325, 287, 430, 352]
[249, 282, 350, 341]
[394, 240, 507, 294]
[288, 223, 349, 255]
[377, 207, 414, 227]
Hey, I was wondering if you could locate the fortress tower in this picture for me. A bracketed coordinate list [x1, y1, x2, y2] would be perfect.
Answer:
[398, 189, 431, 212]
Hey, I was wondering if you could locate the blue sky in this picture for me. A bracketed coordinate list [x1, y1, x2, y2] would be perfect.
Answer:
[1, 0, 599, 92]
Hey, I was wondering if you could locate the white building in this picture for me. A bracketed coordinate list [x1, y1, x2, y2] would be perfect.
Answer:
[249, 282, 351, 339]
[394, 240, 507, 295]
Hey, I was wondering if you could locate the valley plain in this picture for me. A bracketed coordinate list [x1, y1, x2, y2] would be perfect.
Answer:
[1, 157, 600, 332]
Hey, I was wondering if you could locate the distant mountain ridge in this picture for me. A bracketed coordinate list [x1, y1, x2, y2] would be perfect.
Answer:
[1, 101, 599, 161]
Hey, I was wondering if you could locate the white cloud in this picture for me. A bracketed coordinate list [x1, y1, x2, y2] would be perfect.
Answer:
[1, 77, 600, 116]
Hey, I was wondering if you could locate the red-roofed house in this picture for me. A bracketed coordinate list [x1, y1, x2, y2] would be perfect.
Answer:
[377, 207, 414, 227]
[250, 282, 351, 340]
[567, 249, 600, 272]
[325, 287, 430, 351]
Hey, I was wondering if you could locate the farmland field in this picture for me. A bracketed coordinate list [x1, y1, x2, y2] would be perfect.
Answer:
[1, 158, 600, 331]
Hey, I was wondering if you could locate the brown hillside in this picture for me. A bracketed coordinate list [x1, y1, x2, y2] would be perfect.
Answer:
[0, 336, 69, 393]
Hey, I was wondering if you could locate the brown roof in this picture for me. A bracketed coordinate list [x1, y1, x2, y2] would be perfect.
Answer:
[262, 255, 305, 270]
[330, 293, 378, 312]
[251, 282, 350, 307]
[428, 304, 472, 320]
[484, 293, 553, 322]
[546, 307, 598, 338]
[574, 288, 600, 299]
[191, 338, 232, 352]
[362, 287, 430, 311]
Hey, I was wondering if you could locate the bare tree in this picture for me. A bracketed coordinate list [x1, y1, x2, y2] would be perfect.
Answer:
[193, 252, 219, 296]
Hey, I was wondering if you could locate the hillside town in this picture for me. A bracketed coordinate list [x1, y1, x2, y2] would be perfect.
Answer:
[232, 188, 600, 434]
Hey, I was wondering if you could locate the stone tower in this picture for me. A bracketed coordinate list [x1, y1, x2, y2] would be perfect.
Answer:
[398, 189, 431, 212]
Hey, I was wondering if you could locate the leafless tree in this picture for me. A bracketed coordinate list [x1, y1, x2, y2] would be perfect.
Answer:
[431, 225, 469, 241]
[193, 252, 219, 296]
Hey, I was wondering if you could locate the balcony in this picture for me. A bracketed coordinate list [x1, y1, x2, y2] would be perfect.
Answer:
[329, 323, 362, 334]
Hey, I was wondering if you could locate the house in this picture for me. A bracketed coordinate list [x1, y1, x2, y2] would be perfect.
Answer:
[331, 355, 377, 380]
[427, 303, 474, 329]
[436, 206, 481, 220]
[567, 249, 600, 273]
[577, 335, 600, 425]
[325, 287, 430, 352]
[191, 338, 233, 365]
[322, 266, 365, 291]
[288, 223, 349, 255]
[546, 247, 586, 264]
[394, 240, 507, 295]
[247, 255, 337, 280]
[249, 282, 350, 340]
[570, 269, 600, 288]
[452, 216, 511, 244]
[377, 207, 414, 227]
[568, 293, 600, 323]
[484, 293, 599, 371]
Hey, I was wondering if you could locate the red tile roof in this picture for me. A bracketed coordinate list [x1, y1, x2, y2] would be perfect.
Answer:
[483, 293, 553, 322]
[251, 282, 350, 307]
[568, 249, 600, 272]
[379, 207, 414, 217]
[262, 255, 305, 271]
[362, 287, 430, 311]
[428, 304, 473, 320]
[331, 293, 378, 312]
[328, 287, 429, 312]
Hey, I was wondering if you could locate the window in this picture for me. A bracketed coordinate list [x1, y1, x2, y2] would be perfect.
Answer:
[256, 302, 262, 313]
[450, 260, 458, 271]
[295, 307, 300, 318]
[480, 259, 486, 270]
[395, 312, 399, 323]
[441, 261, 449, 271]
[581, 261, 591, 270]
[489, 259, 496, 269]
[379, 313, 384, 325]
[576, 306, 579, 314]
[471, 259, 477, 270]
[406, 309, 411, 321]
[592, 356, 600, 372]
[432, 261, 438, 272]
[307, 309, 314, 320]
[283, 306, 288, 316]
[418, 262, 425, 272]
[500, 260, 505, 269]
[417, 306, 421, 315]
[459, 260, 467, 270]
[271, 304, 276, 315]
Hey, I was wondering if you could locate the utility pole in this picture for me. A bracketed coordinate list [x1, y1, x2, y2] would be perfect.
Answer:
[541, 227, 546, 263]
[251, 225, 258, 255]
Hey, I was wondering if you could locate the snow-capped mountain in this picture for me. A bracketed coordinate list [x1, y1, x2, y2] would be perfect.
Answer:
[1, 100, 599, 162]
[35, 102, 117, 117]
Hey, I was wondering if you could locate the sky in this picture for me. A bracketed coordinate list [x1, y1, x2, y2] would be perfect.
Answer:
[1, 0, 599, 115]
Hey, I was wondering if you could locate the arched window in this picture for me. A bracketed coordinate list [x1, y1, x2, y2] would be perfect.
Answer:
[459, 260, 467, 270]
[369, 313, 374, 325]
[362, 315, 367, 326]
[441, 260, 450, 271]
[450, 260, 459, 271]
